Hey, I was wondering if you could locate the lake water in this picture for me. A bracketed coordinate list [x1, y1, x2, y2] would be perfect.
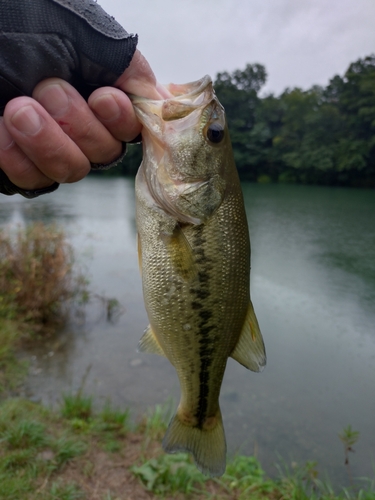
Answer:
[1, 178, 374, 486]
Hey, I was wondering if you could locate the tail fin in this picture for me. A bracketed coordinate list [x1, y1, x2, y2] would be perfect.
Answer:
[162, 409, 226, 477]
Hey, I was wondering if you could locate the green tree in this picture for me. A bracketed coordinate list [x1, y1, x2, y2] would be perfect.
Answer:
[214, 64, 267, 180]
[91, 55, 375, 187]
[328, 55, 375, 184]
[260, 54, 375, 186]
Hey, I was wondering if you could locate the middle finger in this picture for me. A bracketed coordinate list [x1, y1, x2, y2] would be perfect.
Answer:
[33, 78, 123, 165]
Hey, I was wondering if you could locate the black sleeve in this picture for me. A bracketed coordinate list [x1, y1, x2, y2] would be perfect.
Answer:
[0, 0, 138, 198]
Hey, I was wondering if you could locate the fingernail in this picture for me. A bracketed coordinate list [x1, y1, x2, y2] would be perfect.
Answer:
[37, 83, 70, 117]
[0, 119, 14, 150]
[90, 94, 121, 121]
[10, 105, 42, 136]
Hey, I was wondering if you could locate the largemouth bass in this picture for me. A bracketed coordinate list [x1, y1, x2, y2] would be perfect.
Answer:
[131, 76, 266, 477]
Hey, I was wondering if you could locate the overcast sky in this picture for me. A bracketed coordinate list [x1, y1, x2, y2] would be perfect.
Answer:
[99, 0, 375, 96]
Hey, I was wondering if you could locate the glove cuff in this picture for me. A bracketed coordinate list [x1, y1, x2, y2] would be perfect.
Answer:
[0, 169, 60, 198]
[90, 141, 127, 171]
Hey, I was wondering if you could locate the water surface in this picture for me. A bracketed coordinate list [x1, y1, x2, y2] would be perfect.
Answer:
[1, 178, 374, 486]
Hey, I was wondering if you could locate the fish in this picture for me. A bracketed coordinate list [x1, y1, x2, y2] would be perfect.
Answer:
[130, 75, 266, 477]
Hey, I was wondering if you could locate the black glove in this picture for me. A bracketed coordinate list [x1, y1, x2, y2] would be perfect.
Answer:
[0, 0, 138, 198]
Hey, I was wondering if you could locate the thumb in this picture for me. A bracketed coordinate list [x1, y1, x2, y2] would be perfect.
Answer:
[116, 50, 172, 99]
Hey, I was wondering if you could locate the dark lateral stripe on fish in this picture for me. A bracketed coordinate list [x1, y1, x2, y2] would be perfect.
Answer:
[193, 225, 205, 243]
[194, 310, 215, 429]
[198, 270, 210, 282]
[196, 356, 212, 428]
[190, 224, 217, 429]
[194, 248, 214, 267]
[198, 325, 215, 337]
[192, 301, 203, 310]
[199, 310, 213, 321]
[192, 288, 210, 300]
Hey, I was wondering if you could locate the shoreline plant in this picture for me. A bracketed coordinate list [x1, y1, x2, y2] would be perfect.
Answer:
[0, 222, 90, 397]
[0, 396, 374, 500]
[0, 223, 88, 338]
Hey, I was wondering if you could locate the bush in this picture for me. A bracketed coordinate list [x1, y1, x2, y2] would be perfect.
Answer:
[0, 223, 87, 337]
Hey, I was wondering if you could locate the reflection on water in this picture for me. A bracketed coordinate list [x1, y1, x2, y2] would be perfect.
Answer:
[1, 178, 374, 486]
[0, 195, 75, 226]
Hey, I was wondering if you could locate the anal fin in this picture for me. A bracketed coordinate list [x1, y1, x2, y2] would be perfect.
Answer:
[137, 325, 166, 357]
[230, 302, 266, 372]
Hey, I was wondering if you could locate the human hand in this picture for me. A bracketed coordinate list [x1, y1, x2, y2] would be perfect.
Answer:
[0, 50, 169, 193]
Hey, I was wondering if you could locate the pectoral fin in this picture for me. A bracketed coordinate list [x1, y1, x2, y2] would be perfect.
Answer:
[230, 302, 266, 372]
[138, 325, 166, 357]
[160, 223, 197, 281]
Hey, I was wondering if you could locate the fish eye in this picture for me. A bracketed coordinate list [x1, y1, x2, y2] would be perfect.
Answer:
[206, 123, 224, 144]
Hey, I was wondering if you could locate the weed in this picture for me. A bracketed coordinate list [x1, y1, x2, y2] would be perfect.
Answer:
[218, 454, 275, 497]
[0, 471, 32, 499]
[0, 398, 49, 428]
[339, 425, 360, 484]
[139, 399, 174, 441]
[0, 322, 28, 393]
[48, 481, 84, 500]
[51, 436, 87, 467]
[131, 452, 205, 495]
[275, 459, 341, 500]
[0, 223, 88, 336]
[103, 440, 122, 453]
[0, 448, 36, 470]
[99, 402, 130, 433]
[0, 224, 90, 394]
[61, 393, 93, 421]
[99, 402, 130, 430]
[92, 294, 124, 323]
[82, 459, 95, 478]
[60, 365, 94, 425]
[102, 492, 119, 500]
[0, 419, 46, 449]
[0, 320, 17, 360]
[69, 418, 92, 433]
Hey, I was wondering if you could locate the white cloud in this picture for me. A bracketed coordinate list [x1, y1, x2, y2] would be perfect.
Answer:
[99, 0, 375, 95]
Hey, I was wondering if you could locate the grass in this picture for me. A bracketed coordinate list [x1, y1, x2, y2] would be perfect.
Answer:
[61, 393, 93, 421]
[0, 398, 87, 499]
[0, 397, 374, 500]
[0, 319, 28, 393]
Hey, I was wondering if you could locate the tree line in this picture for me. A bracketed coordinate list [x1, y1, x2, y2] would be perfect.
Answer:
[92, 54, 375, 187]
